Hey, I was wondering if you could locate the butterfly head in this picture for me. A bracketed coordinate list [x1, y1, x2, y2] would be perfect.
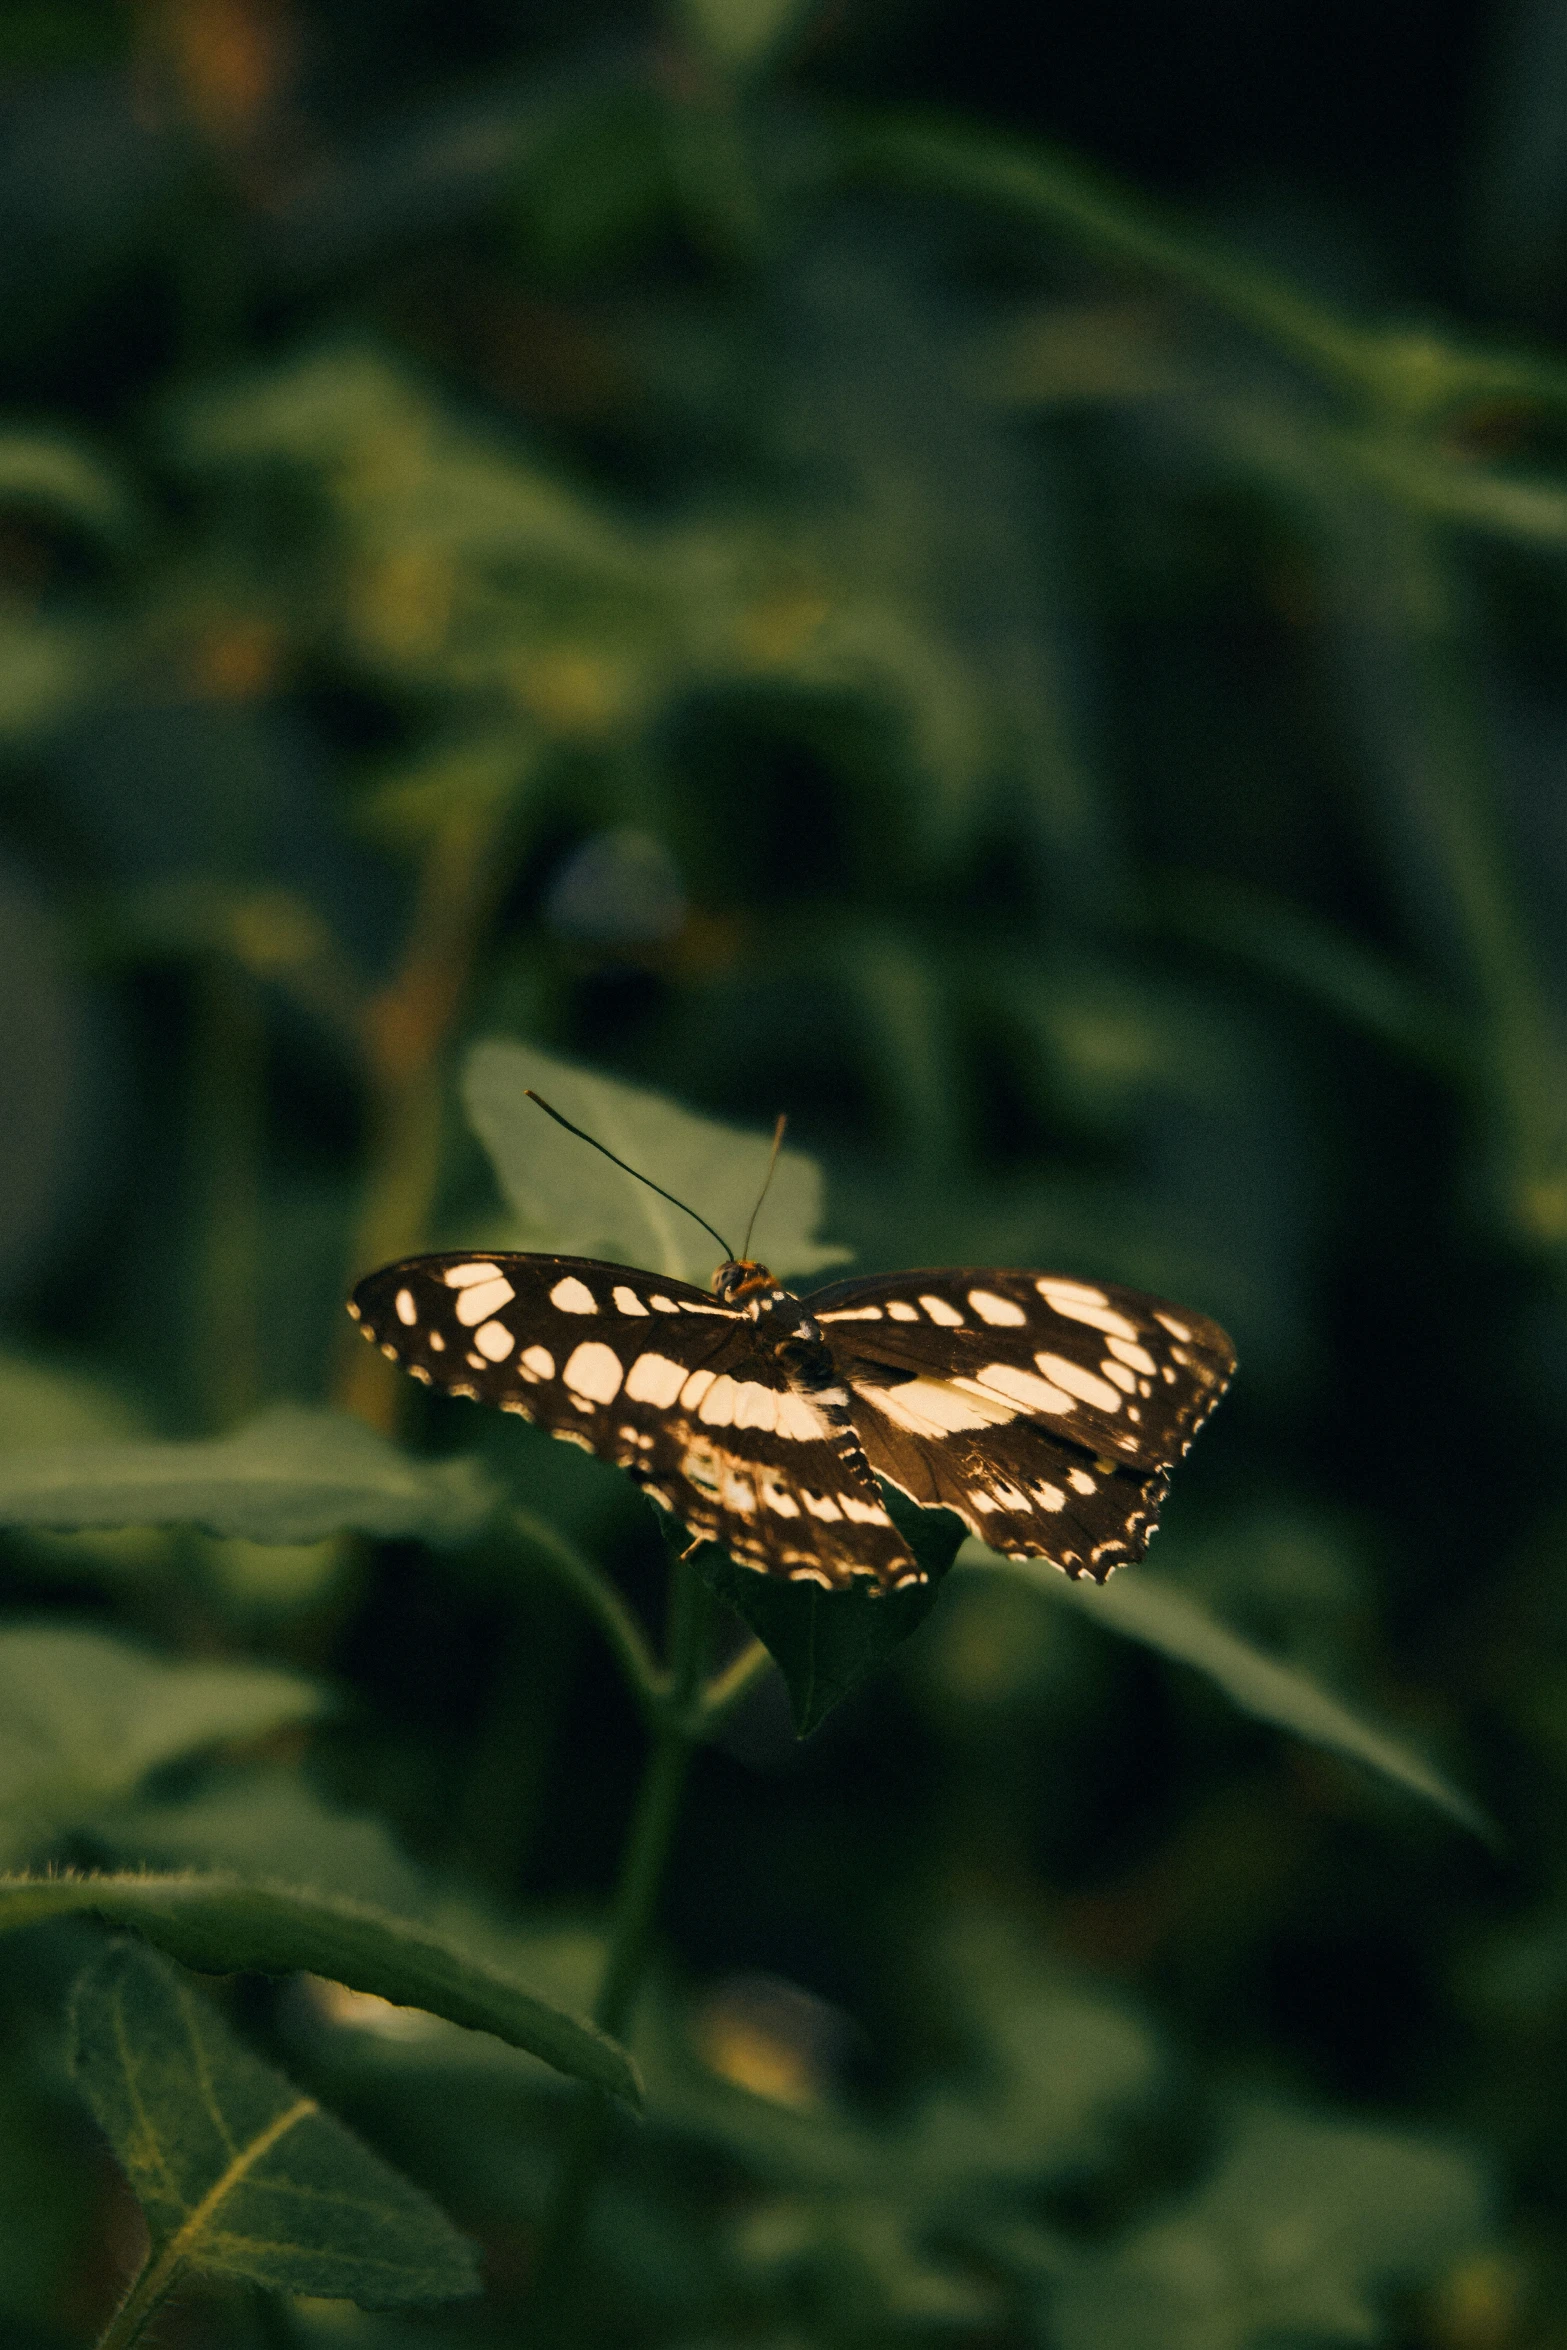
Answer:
[713, 1258, 777, 1306]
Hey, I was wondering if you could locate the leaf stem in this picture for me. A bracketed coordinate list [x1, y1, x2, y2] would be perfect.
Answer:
[95, 2095, 318, 2349]
[697, 1632, 773, 1726]
[526, 1550, 711, 2315]
[509, 1508, 664, 1717]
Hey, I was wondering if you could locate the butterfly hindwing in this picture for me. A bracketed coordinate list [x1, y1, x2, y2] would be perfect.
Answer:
[349, 1253, 921, 1590]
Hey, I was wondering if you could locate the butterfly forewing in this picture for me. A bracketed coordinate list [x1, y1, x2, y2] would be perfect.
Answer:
[804, 1265, 1235, 1579]
[348, 1253, 921, 1590]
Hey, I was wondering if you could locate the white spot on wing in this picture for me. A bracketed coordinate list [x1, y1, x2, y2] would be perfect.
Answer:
[886, 1300, 920, 1321]
[761, 1479, 801, 1516]
[1037, 1279, 1139, 1341]
[818, 1305, 884, 1322]
[730, 1382, 778, 1431]
[775, 1393, 822, 1441]
[681, 1368, 716, 1410]
[474, 1320, 514, 1362]
[1155, 1311, 1193, 1341]
[721, 1465, 757, 1514]
[969, 1289, 1026, 1326]
[839, 1493, 892, 1526]
[613, 1285, 650, 1316]
[455, 1276, 517, 1326]
[550, 1276, 597, 1315]
[564, 1342, 624, 1404]
[1100, 1359, 1137, 1393]
[519, 1344, 554, 1382]
[963, 1363, 1075, 1414]
[802, 1490, 844, 1521]
[624, 1353, 685, 1406]
[1035, 1353, 1122, 1413]
[395, 1288, 418, 1326]
[445, 1262, 504, 1288]
[1067, 1466, 1097, 1494]
[428, 1331, 445, 1352]
[697, 1375, 737, 1426]
[860, 1379, 1012, 1436]
[919, 1294, 965, 1326]
[1106, 1335, 1158, 1375]
[683, 1442, 722, 1496]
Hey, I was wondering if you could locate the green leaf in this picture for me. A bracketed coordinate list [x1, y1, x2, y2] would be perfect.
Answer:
[0, 431, 140, 544]
[0, 1870, 639, 2103]
[693, 1490, 961, 1736]
[461, 1036, 852, 1286]
[0, 1627, 328, 1862]
[678, 0, 810, 75]
[70, 1939, 479, 2312]
[0, 1348, 170, 1583]
[1047, 2099, 1491, 2350]
[0, 1404, 496, 1546]
[965, 1549, 1491, 1838]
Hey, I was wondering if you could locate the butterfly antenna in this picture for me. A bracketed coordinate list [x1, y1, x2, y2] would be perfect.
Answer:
[523, 1091, 737, 1262]
[740, 1114, 787, 1263]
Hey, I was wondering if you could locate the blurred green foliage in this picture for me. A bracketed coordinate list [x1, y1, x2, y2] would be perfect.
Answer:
[2, 0, 1567, 2343]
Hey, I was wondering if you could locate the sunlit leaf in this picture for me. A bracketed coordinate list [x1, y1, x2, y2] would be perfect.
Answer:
[0, 1404, 497, 1547]
[6, 1871, 639, 2101]
[678, 0, 810, 75]
[966, 1549, 1491, 1838]
[0, 1626, 328, 1861]
[70, 1939, 479, 2311]
[1047, 2099, 1491, 2350]
[0, 432, 140, 543]
[462, 1036, 851, 1285]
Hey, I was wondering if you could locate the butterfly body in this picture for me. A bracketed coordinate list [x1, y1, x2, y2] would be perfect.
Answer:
[348, 1248, 1235, 1594]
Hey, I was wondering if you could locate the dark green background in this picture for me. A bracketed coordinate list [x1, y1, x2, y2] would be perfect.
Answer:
[3, 1, 1566, 2343]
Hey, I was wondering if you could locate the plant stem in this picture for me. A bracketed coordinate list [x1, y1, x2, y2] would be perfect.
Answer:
[510, 1507, 665, 1719]
[95, 2251, 186, 2350]
[526, 1552, 711, 2315]
[699, 1632, 773, 1726]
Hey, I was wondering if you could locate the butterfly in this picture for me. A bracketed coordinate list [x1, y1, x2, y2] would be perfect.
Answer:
[348, 1150, 1234, 1593]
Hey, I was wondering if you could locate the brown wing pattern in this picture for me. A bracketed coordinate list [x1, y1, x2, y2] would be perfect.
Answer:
[348, 1252, 920, 1589]
[808, 1264, 1235, 1581]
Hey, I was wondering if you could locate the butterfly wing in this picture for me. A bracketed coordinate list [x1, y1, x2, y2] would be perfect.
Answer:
[809, 1266, 1234, 1580]
[350, 1253, 919, 1589]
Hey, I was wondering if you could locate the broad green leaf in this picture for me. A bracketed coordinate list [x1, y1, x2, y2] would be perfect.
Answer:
[0, 1349, 169, 1582]
[693, 1490, 961, 1736]
[679, 0, 810, 74]
[0, 432, 138, 542]
[70, 1940, 479, 2311]
[1047, 2100, 1491, 2350]
[0, 1871, 639, 2103]
[0, 1404, 496, 1546]
[965, 1549, 1490, 1838]
[0, 1627, 328, 1861]
[462, 1036, 851, 1286]
[93, 1771, 432, 1915]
